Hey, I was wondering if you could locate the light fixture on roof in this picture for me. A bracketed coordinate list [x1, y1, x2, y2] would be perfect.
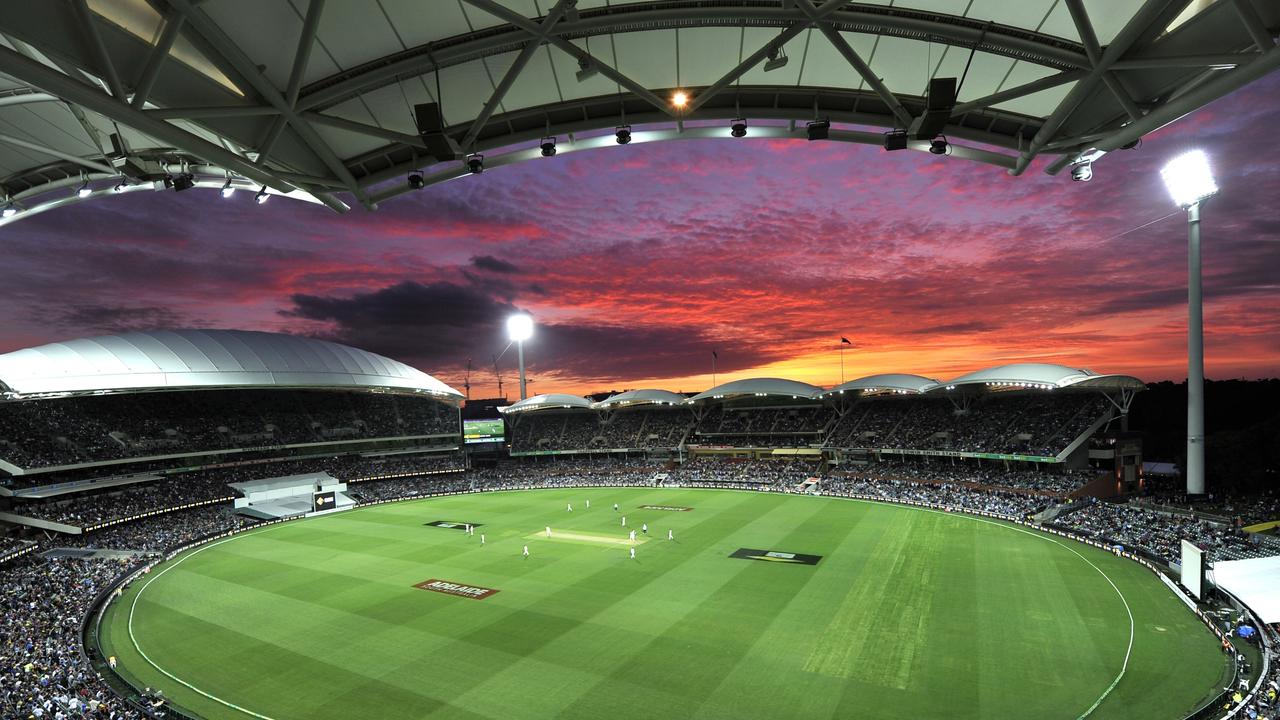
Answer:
[671, 90, 689, 109]
[254, 186, 270, 204]
[575, 56, 598, 82]
[220, 176, 236, 198]
[763, 45, 789, 73]
[806, 119, 830, 141]
[1162, 150, 1218, 208]
[883, 129, 908, 151]
[113, 178, 129, 193]
[929, 136, 950, 155]
[172, 173, 195, 192]
[407, 171, 425, 190]
[76, 178, 92, 198]
[730, 118, 747, 138]
[466, 153, 485, 174]
[615, 125, 631, 145]
[540, 137, 557, 157]
[2, 203, 16, 218]
[1071, 161, 1093, 182]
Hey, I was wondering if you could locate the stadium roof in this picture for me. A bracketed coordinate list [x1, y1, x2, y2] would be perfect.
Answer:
[0, 329, 463, 400]
[942, 362, 1145, 390]
[689, 378, 824, 402]
[499, 392, 593, 414]
[0, 1, 1277, 225]
[821, 373, 940, 396]
[592, 389, 688, 409]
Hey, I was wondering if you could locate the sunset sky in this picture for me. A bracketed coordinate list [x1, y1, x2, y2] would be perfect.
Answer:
[2, 73, 1278, 399]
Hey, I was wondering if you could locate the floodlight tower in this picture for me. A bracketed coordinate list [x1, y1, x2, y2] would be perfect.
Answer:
[1160, 150, 1218, 496]
[507, 313, 534, 401]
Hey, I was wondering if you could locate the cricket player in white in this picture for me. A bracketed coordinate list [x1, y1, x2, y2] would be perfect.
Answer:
[642, 523, 648, 535]
[546, 526, 552, 537]
[668, 529, 674, 541]
[567, 502, 572, 512]
[613, 503, 619, 512]
[621, 515, 626, 526]
[586, 499, 590, 509]
[629, 529, 636, 542]
[480, 533, 485, 545]
[629, 547, 636, 560]
[523, 545, 529, 557]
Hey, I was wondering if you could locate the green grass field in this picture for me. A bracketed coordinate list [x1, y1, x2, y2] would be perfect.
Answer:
[100, 489, 1228, 720]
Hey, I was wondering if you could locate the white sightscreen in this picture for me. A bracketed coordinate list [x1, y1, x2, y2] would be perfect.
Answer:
[1180, 540, 1204, 599]
[1212, 556, 1280, 623]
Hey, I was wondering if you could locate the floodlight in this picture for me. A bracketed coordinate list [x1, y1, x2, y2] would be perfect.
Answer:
[929, 136, 950, 155]
[730, 119, 747, 138]
[540, 137, 557, 157]
[1162, 150, 1218, 208]
[671, 90, 688, 108]
[171, 173, 196, 192]
[806, 119, 830, 141]
[763, 46, 789, 72]
[220, 177, 236, 198]
[615, 125, 631, 145]
[2, 204, 15, 218]
[507, 313, 534, 342]
[1071, 162, 1093, 182]
[76, 180, 92, 198]
[466, 154, 485, 174]
[254, 187, 270, 204]
[575, 56, 598, 82]
[407, 172, 425, 189]
[113, 178, 129, 193]
[882, 129, 908, 151]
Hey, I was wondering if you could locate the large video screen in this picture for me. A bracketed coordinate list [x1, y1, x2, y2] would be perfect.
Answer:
[313, 491, 335, 512]
[463, 418, 505, 445]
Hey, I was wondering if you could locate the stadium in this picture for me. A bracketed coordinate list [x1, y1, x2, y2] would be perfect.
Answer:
[2, 2, 1280, 720]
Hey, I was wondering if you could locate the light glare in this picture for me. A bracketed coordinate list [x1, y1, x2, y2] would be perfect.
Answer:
[671, 90, 688, 108]
[1161, 150, 1217, 208]
[507, 313, 534, 342]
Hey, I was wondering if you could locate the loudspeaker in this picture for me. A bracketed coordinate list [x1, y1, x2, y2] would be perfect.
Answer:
[414, 103, 459, 162]
[913, 77, 957, 140]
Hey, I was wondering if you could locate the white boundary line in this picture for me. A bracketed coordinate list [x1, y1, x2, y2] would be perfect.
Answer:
[121, 490, 1135, 720]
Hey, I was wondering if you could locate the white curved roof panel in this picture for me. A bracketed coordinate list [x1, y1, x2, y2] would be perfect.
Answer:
[823, 374, 941, 396]
[689, 378, 824, 403]
[0, 329, 462, 400]
[593, 389, 688, 409]
[941, 363, 1143, 390]
[499, 393, 593, 414]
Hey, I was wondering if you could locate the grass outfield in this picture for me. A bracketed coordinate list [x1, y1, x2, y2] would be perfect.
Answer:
[100, 489, 1228, 720]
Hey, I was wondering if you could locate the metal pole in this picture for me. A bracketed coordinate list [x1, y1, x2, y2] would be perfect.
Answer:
[517, 340, 528, 401]
[840, 344, 845, 385]
[1187, 201, 1205, 495]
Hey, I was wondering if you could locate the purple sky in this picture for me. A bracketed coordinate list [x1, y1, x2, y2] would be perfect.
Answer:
[2, 73, 1278, 398]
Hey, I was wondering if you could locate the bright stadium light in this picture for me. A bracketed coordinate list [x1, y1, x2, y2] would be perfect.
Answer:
[671, 90, 688, 109]
[1162, 150, 1218, 208]
[1162, 149, 1217, 497]
[220, 177, 236, 198]
[76, 179, 92, 198]
[255, 187, 270, 205]
[2, 203, 16, 218]
[507, 313, 534, 401]
[507, 313, 534, 342]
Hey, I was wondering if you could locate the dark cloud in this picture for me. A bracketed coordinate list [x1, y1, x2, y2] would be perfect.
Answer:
[281, 280, 786, 382]
[47, 304, 195, 334]
[470, 255, 520, 274]
[903, 321, 998, 336]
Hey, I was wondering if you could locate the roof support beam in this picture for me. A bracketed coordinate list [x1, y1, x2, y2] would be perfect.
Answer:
[71, 0, 127, 100]
[795, 0, 915, 129]
[131, 13, 185, 109]
[1046, 43, 1280, 173]
[1011, 0, 1187, 175]
[952, 70, 1084, 114]
[686, 0, 847, 115]
[1066, 0, 1144, 124]
[163, 0, 374, 208]
[1111, 53, 1257, 70]
[0, 132, 117, 175]
[460, 0, 572, 151]
[302, 111, 428, 150]
[258, 0, 326, 164]
[146, 105, 281, 120]
[1230, 0, 1276, 51]
[0, 43, 300, 196]
[460, 0, 675, 118]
